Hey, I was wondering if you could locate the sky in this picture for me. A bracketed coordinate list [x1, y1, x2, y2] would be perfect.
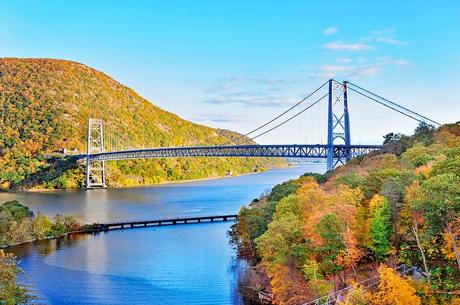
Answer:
[1, 1, 459, 144]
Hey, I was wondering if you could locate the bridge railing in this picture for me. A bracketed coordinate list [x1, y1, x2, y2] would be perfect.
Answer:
[301, 264, 421, 305]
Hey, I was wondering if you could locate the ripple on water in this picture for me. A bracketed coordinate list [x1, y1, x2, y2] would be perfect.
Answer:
[5, 165, 325, 304]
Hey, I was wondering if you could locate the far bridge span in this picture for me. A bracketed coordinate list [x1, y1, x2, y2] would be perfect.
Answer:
[82, 79, 440, 188]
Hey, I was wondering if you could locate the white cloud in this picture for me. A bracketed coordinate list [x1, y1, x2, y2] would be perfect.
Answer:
[204, 94, 295, 107]
[203, 76, 303, 108]
[323, 27, 338, 35]
[193, 113, 246, 123]
[324, 41, 373, 51]
[376, 37, 408, 46]
[336, 58, 352, 63]
[317, 57, 409, 78]
[368, 28, 408, 46]
[376, 57, 409, 66]
[319, 65, 380, 78]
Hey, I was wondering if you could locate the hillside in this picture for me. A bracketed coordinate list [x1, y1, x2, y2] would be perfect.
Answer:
[231, 122, 460, 305]
[0, 58, 283, 190]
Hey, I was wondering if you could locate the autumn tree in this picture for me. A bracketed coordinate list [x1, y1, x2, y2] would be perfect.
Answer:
[31, 213, 52, 239]
[415, 173, 460, 270]
[255, 213, 307, 268]
[370, 265, 421, 305]
[270, 264, 311, 305]
[0, 250, 33, 305]
[404, 181, 430, 281]
[302, 260, 332, 298]
[338, 283, 370, 305]
[401, 145, 435, 168]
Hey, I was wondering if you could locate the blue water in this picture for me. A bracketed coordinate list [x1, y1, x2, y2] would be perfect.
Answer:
[4, 164, 325, 305]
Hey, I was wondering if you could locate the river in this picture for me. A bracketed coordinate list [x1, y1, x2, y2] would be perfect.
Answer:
[2, 164, 325, 305]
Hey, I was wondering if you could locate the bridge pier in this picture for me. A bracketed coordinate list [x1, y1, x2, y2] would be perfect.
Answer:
[326, 79, 351, 171]
[86, 118, 106, 189]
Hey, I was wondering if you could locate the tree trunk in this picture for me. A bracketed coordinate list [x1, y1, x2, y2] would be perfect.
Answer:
[412, 223, 430, 282]
[313, 265, 318, 297]
[333, 273, 337, 293]
[446, 222, 460, 271]
[351, 265, 358, 280]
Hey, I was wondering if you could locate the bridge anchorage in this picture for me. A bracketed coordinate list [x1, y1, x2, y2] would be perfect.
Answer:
[84, 79, 440, 189]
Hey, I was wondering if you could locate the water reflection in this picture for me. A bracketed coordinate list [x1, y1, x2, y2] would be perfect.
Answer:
[4, 165, 325, 304]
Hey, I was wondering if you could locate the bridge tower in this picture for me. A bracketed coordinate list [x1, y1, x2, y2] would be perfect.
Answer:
[327, 79, 351, 171]
[86, 118, 106, 189]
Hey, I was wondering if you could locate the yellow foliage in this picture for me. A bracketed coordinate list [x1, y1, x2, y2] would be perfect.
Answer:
[0, 58, 284, 189]
[369, 194, 387, 214]
[338, 283, 371, 305]
[370, 265, 421, 305]
[296, 177, 320, 194]
[449, 298, 460, 305]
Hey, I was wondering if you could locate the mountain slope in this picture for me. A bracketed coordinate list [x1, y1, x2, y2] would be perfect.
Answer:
[0, 58, 283, 190]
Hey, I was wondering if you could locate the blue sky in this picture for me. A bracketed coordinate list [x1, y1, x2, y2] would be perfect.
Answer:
[1, 1, 459, 144]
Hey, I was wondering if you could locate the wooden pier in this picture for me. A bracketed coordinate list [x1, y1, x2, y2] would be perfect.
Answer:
[83, 214, 238, 232]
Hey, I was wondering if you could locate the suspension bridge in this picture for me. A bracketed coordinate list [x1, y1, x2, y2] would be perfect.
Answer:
[81, 79, 440, 188]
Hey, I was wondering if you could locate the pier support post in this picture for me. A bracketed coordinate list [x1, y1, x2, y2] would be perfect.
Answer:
[86, 118, 106, 189]
[327, 79, 334, 171]
[327, 80, 352, 171]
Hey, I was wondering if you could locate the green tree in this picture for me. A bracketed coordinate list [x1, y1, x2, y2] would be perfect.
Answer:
[334, 173, 366, 189]
[412, 122, 435, 146]
[50, 214, 67, 236]
[368, 195, 392, 261]
[255, 213, 307, 268]
[401, 145, 435, 167]
[431, 149, 460, 177]
[0, 201, 32, 222]
[379, 177, 405, 248]
[314, 212, 345, 291]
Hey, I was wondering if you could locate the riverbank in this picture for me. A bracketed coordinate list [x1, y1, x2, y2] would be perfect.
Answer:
[17, 163, 293, 193]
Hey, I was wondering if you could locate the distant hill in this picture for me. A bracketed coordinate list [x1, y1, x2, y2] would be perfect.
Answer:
[0, 58, 283, 190]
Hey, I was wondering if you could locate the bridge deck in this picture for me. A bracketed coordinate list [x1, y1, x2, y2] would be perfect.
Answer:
[79, 144, 382, 162]
[80, 214, 238, 232]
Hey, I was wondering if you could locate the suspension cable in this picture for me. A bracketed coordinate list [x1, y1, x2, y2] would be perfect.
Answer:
[347, 81, 440, 126]
[248, 92, 328, 141]
[348, 87, 429, 125]
[221, 80, 330, 145]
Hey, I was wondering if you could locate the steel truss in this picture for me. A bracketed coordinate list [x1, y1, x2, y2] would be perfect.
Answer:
[85, 118, 106, 188]
[84, 144, 381, 162]
[327, 80, 351, 170]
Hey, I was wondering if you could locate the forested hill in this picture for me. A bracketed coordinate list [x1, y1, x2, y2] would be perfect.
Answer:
[0, 58, 282, 190]
[231, 122, 460, 305]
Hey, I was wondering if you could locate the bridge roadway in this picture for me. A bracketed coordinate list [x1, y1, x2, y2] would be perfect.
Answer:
[80, 144, 382, 162]
[81, 214, 238, 232]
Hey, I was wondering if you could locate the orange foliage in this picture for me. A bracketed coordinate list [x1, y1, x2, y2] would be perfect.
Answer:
[337, 227, 364, 270]
[269, 264, 311, 305]
[441, 218, 460, 262]
[414, 161, 434, 178]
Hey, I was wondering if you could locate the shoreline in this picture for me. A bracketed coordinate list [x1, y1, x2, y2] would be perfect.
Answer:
[6, 164, 294, 194]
